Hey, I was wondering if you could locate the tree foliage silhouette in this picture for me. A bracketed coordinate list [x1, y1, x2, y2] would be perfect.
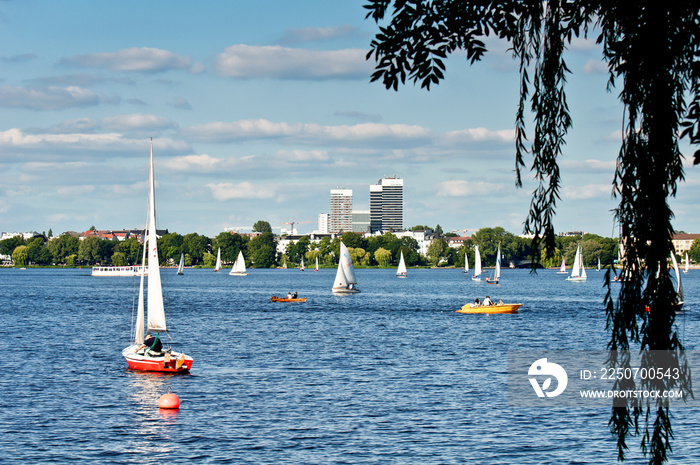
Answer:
[365, 1, 699, 463]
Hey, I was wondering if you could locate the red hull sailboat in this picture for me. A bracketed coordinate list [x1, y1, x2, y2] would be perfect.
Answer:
[122, 140, 193, 373]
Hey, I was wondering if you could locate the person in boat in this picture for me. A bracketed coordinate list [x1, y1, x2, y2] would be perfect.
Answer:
[483, 295, 494, 306]
[136, 333, 162, 355]
[473, 298, 481, 307]
[292, 291, 298, 299]
[287, 292, 292, 299]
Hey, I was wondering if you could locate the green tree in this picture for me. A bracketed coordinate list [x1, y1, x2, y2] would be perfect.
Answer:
[366, 2, 699, 462]
[252, 244, 276, 268]
[12, 245, 28, 267]
[78, 236, 101, 265]
[374, 247, 392, 267]
[202, 252, 215, 268]
[426, 238, 447, 266]
[182, 233, 209, 265]
[248, 232, 276, 264]
[111, 252, 128, 266]
[0, 236, 24, 256]
[688, 239, 700, 264]
[253, 220, 273, 234]
[26, 238, 51, 265]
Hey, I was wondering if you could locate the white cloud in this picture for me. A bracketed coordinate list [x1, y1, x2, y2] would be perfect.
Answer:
[562, 183, 612, 200]
[440, 127, 515, 145]
[570, 37, 600, 52]
[0, 128, 190, 153]
[275, 149, 329, 162]
[56, 185, 95, 196]
[213, 45, 371, 79]
[278, 26, 359, 44]
[583, 58, 607, 74]
[182, 119, 432, 145]
[62, 47, 193, 72]
[167, 154, 223, 172]
[206, 181, 276, 201]
[436, 180, 503, 197]
[0, 85, 99, 110]
[101, 113, 177, 131]
[561, 158, 616, 172]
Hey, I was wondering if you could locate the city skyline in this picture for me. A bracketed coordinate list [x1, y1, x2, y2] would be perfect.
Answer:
[0, 1, 698, 238]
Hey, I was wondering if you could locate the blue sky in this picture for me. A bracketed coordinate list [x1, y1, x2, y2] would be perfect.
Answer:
[0, 1, 697, 238]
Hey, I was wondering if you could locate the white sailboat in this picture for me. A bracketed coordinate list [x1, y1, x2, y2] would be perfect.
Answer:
[684, 252, 689, 274]
[122, 140, 192, 373]
[671, 252, 685, 310]
[282, 258, 287, 269]
[229, 250, 248, 276]
[597, 257, 601, 271]
[557, 258, 567, 273]
[214, 248, 222, 272]
[463, 252, 469, 274]
[396, 250, 407, 278]
[177, 253, 184, 275]
[314, 256, 319, 272]
[566, 243, 587, 281]
[332, 242, 360, 293]
[300, 257, 305, 271]
[486, 243, 501, 284]
[472, 246, 482, 281]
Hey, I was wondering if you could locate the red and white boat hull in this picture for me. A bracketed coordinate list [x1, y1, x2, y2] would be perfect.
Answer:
[122, 345, 193, 373]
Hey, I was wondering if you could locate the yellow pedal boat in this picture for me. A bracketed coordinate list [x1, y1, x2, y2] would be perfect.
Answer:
[456, 302, 522, 314]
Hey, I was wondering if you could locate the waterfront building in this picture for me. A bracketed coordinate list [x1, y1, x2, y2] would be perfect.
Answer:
[352, 211, 370, 233]
[329, 189, 353, 233]
[672, 233, 700, 254]
[317, 213, 329, 234]
[369, 177, 403, 233]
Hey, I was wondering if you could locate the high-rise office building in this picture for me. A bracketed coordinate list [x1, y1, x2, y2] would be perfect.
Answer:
[369, 177, 403, 233]
[329, 188, 353, 233]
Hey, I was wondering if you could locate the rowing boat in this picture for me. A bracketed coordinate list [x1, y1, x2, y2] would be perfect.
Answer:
[456, 302, 522, 314]
[271, 296, 307, 303]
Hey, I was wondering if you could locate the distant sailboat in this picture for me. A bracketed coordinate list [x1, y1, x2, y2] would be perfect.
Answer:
[314, 256, 319, 272]
[472, 246, 482, 281]
[396, 250, 407, 278]
[332, 242, 360, 293]
[282, 258, 287, 269]
[597, 257, 601, 271]
[214, 248, 222, 272]
[684, 252, 689, 274]
[300, 257, 305, 271]
[557, 258, 567, 274]
[486, 243, 501, 284]
[177, 253, 184, 275]
[229, 250, 248, 276]
[671, 252, 685, 310]
[566, 243, 587, 281]
[463, 252, 469, 274]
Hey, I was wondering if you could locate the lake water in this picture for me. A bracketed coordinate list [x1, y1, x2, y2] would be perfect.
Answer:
[1, 267, 699, 464]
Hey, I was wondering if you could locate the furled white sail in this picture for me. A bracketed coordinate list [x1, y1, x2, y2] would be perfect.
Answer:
[685, 252, 689, 273]
[495, 244, 501, 280]
[146, 142, 166, 333]
[134, 231, 148, 345]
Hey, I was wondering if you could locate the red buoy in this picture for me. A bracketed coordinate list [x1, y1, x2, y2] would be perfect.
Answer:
[158, 393, 181, 409]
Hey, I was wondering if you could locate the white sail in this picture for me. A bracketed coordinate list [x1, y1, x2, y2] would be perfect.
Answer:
[464, 252, 469, 273]
[214, 248, 222, 271]
[684, 252, 689, 273]
[332, 242, 359, 292]
[597, 257, 601, 271]
[570, 245, 581, 278]
[146, 141, 166, 333]
[230, 250, 248, 275]
[671, 253, 684, 304]
[301, 257, 305, 271]
[133, 232, 148, 345]
[495, 243, 501, 279]
[559, 258, 566, 273]
[315, 256, 319, 271]
[177, 253, 184, 275]
[473, 246, 482, 278]
[282, 258, 287, 269]
[397, 250, 407, 276]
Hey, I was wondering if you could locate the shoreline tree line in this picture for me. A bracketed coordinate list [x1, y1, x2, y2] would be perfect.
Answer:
[3, 221, 686, 270]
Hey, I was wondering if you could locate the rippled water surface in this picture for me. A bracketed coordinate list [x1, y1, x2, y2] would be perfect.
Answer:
[1, 267, 699, 464]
